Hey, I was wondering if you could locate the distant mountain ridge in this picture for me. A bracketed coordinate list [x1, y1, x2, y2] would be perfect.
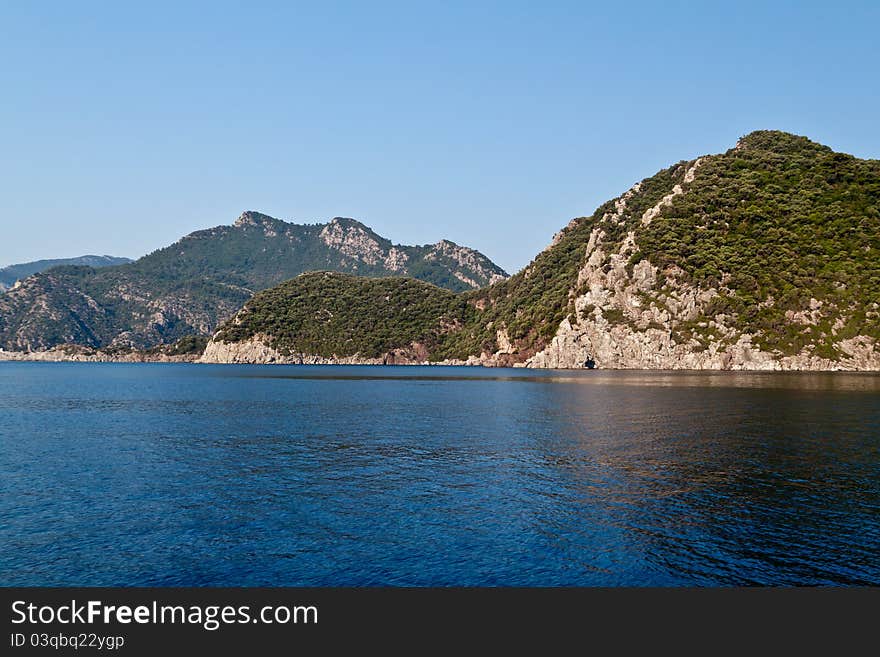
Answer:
[0, 255, 131, 292]
[0, 212, 507, 351]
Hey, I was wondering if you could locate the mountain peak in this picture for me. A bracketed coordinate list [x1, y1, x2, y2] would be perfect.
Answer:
[234, 210, 279, 227]
[734, 130, 832, 155]
[327, 217, 370, 231]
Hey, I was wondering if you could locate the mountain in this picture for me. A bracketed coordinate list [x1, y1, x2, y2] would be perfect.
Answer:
[0, 255, 131, 292]
[205, 131, 880, 370]
[0, 213, 507, 351]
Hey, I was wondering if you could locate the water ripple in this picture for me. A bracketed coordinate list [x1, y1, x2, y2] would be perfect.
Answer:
[0, 362, 878, 586]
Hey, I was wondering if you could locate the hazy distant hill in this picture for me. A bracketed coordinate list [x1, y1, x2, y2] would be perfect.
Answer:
[0, 213, 507, 351]
[0, 255, 131, 292]
[207, 131, 880, 370]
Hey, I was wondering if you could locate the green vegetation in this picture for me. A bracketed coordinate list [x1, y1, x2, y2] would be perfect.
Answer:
[215, 272, 476, 358]
[638, 131, 880, 354]
[164, 335, 209, 355]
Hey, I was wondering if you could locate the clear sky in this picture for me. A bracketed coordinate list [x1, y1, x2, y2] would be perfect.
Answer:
[1, 1, 878, 274]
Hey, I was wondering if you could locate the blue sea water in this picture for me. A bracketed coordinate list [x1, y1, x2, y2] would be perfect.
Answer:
[1, 363, 878, 586]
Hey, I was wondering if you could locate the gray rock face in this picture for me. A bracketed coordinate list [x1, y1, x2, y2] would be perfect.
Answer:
[201, 336, 399, 365]
[424, 240, 509, 288]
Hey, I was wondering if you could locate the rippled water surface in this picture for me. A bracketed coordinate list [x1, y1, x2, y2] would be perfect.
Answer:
[1, 363, 878, 586]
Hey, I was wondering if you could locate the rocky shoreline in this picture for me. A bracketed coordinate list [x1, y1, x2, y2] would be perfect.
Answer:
[3, 335, 879, 371]
[199, 336, 479, 366]
[0, 348, 200, 364]
[196, 338, 880, 371]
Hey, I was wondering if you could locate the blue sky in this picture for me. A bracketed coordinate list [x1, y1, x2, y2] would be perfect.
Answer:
[1, 1, 878, 274]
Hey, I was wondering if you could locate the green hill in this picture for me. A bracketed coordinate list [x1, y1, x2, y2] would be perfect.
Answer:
[213, 272, 474, 360]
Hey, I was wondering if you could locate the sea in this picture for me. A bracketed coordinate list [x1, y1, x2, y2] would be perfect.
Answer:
[1, 363, 878, 586]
